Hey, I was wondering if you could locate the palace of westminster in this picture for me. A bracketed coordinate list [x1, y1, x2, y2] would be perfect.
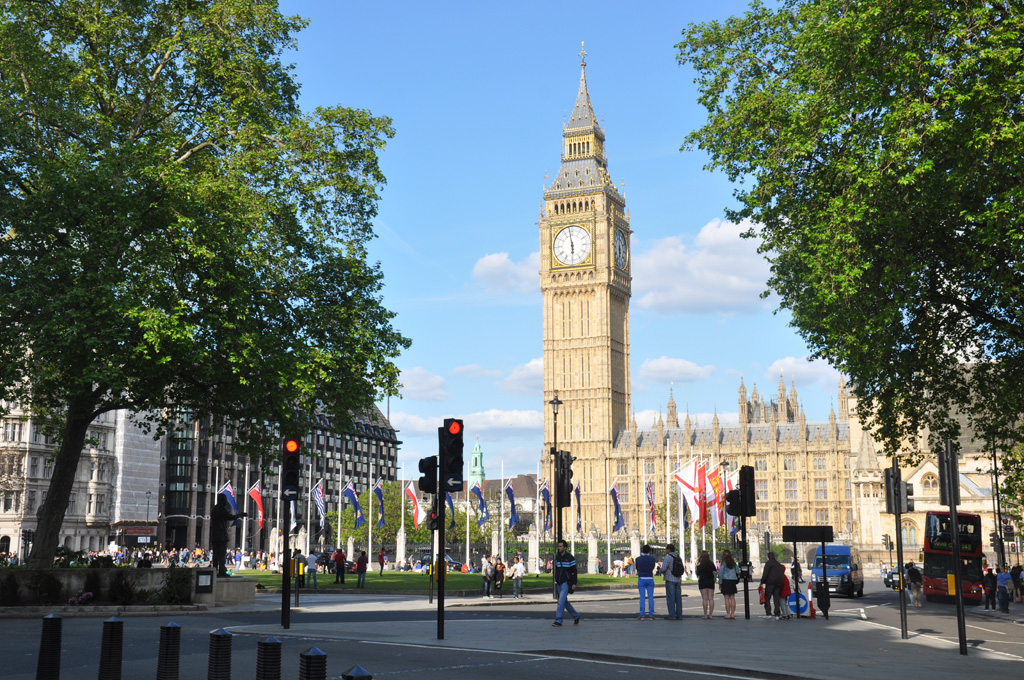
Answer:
[0, 49, 1014, 566]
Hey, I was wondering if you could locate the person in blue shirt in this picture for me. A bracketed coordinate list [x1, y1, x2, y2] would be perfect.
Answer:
[996, 567, 1013, 613]
[634, 544, 657, 620]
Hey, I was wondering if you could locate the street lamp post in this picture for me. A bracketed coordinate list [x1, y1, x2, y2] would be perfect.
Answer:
[146, 489, 152, 523]
[549, 393, 562, 600]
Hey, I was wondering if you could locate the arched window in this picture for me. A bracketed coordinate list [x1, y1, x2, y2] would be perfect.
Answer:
[922, 474, 938, 492]
[901, 520, 918, 546]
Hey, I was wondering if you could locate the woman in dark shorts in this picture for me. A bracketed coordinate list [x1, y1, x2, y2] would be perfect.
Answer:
[695, 551, 718, 619]
[718, 549, 740, 619]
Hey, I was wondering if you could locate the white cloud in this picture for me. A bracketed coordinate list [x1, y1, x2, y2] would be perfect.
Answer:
[388, 411, 441, 437]
[498, 358, 543, 395]
[471, 251, 539, 293]
[465, 409, 543, 439]
[638, 356, 715, 383]
[632, 219, 772, 314]
[451, 364, 503, 378]
[764, 356, 843, 392]
[399, 367, 449, 401]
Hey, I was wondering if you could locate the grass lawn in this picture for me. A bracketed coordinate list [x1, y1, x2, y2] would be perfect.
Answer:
[236, 569, 646, 592]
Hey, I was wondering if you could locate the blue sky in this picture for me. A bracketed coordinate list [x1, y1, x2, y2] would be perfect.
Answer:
[280, 0, 843, 479]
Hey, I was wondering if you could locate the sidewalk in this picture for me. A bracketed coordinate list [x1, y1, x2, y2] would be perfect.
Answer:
[224, 586, 1023, 680]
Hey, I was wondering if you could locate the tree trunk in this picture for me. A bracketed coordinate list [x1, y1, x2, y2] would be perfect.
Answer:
[26, 396, 96, 569]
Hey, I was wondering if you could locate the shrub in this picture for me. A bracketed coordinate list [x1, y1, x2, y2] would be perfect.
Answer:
[68, 590, 94, 606]
[27, 571, 63, 605]
[83, 570, 103, 601]
[107, 569, 138, 605]
[0, 573, 21, 605]
[152, 566, 192, 605]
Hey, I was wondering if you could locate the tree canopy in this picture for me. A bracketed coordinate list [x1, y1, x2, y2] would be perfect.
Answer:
[0, 0, 409, 567]
[678, 2, 1024, 466]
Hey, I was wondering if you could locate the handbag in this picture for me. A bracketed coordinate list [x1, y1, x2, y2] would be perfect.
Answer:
[758, 584, 765, 605]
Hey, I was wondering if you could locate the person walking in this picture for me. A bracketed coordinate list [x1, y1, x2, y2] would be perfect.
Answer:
[306, 551, 319, 590]
[696, 550, 718, 619]
[378, 549, 386, 576]
[356, 550, 368, 588]
[906, 561, 923, 608]
[635, 544, 657, 620]
[552, 540, 581, 627]
[662, 543, 683, 620]
[760, 551, 785, 619]
[293, 548, 305, 589]
[510, 556, 526, 598]
[481, 555, 494, 598]
[333, 547, 346, 584]
[997, 566, 1013, 613]
[719, 549, 740, 619]
[494, 559, 506, 598]
[983, 567, 998, 610]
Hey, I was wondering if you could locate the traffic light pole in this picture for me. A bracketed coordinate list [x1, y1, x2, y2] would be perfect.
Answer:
[281, 498, 291, 629]
[944, 440, 968, 656]
[436, 449, 445, 641]
[891, 459, 908, 640]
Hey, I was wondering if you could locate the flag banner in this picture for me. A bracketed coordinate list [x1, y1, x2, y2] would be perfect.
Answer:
[541, 482, 552, 532]
[405, 484, 424, 528]
[374, 481, 385, 529]
[446, 491, 456, 530]
[674, 459, 707, 529]
[220, 481, 240, 526]
[610, 484, 625, 533]
[646, 481, 657, 531]
[471, 482, 489, 527]
[290, 500, 297, 531]
[344, 481, 365, 529]
[505, 481, 519, 529]
[313, 481, 326, 529]
[248, 481, 264, 530]
[697, 462, 708, 529]
[705, 467, 724, 530]
[574, 482, 582, 533]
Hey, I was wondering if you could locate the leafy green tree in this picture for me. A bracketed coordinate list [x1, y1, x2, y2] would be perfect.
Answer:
[678, 2, 1024, 467]
[0, 1, 409, 568]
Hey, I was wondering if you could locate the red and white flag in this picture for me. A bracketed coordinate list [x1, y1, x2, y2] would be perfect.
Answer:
[405, 483, 425, 528]
[247, 481, 264, 529]
[674, 459, 709, 529]
[705, 467, 725, 529]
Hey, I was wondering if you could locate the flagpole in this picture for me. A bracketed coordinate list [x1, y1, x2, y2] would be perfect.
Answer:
[570, 477, 576, 557]
[500, 462, 505, 562]
[305, 455, 312, 554]
[465, 487, 470, 569]
[710, 452, 718, 566]
[605, 457, 611, 575]
[243, 459, 250, 564]
[336, 474, 343, 552]
[368, 460, 374, 563]
[666, 446, 671, 545]
[642, 457, 648, 544]
[690, 450, 698, 571]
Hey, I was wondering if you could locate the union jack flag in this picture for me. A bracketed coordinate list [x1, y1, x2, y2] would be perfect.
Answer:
[646, 481, 657, 531]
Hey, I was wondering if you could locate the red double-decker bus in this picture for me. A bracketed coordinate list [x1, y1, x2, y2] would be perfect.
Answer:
[922, 510, 983, 604]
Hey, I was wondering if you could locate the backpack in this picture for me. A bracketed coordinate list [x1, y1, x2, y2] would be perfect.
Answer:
[670, 554, 685, 578]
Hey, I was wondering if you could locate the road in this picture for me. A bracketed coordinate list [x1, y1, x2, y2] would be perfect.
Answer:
[1, 576, 1020, 680]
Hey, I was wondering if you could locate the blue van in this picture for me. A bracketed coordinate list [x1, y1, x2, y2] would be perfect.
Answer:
[810, 545, 864, 597]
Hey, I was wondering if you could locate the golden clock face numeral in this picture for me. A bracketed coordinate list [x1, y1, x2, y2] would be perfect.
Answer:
[553, 225, 591, 266]
[614, 230, 628, 269]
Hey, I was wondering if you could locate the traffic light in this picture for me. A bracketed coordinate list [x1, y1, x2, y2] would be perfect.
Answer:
[938, 441, 961, 506]
[556, 450, 574, 505]
[418, 455, 438, 495]
[282, 437, 301, 490]
[724, 489, 742, 517]
[991, 531, 1001, 546]
[899, 481, 915, 513]
[440, 418, 465, 492]
[739, 465, 756, 516]
[884, 468, 896, 514]
[428, 497, 440, 531]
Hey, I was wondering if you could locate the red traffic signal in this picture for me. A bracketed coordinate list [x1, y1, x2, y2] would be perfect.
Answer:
[447, 420, 461, 436]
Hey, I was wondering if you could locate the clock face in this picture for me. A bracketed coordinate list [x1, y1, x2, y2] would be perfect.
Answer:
[553, 225, 591, 266]
[614, 230, 628, 269]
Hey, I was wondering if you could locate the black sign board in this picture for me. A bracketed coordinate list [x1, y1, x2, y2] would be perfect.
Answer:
[782, 525, 834, 543]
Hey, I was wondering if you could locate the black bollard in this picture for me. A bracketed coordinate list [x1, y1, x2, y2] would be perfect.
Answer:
[341, 665, 372, 680]
[207, 628, 232, 680]
[36, 613, 62, 680]
[98, 616, 124, 680]
[256, 636, 282, 680]
[157, 622, 181, 680]
[298, 647, 327, 680]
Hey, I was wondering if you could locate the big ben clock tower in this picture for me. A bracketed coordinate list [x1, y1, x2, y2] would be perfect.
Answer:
[541, 45, 631, 532]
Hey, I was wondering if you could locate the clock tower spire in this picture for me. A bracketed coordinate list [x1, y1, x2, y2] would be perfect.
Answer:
[540, 44, 631, 533]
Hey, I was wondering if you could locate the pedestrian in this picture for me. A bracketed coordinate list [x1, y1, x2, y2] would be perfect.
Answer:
[719, 549, 740, 619]
[696, 550, 717, 619]
[996, 566, 1013, 612]
[759, 551, 785, 619]
[306, 551, 319, 590]
[494, 559, 506, 598]
[356, 550, 368, 588]
[332, 547, 346, 584]
[510, 556, 526, 598]
[791, 558, 803, 586]
[983, 567, 997, 610]
[661, 543, 683, 620]
[481, 555, 493, 598]
[551, 540, 581, 627]
[1011, 563, 1022, 603]
[906, 561, 923, 608]
[635, 544, 656, 620]
[378, 549, 386, 576]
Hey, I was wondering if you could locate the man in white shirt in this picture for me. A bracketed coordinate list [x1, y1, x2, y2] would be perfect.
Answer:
[306, 551, 320, 590]
[509, 556, 527, 598]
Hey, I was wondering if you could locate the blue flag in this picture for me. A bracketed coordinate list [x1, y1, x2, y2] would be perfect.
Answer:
[574, 482, 582, 533]
[610, 485, 625, 533]
[446, 491, 456, 530]
[471, 482, 489, 527]
[505, 481, 519, 529]
[373, 481, 385, 529]
[220, 482, 240, 527]
[344, 482, 365, 529]
[313, 482, 326, 529]
[541, 483, 552, 532]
